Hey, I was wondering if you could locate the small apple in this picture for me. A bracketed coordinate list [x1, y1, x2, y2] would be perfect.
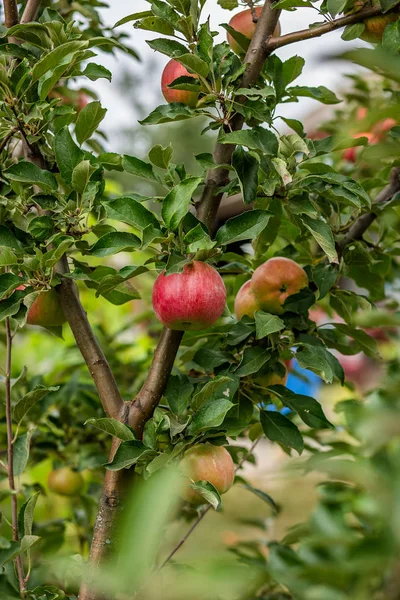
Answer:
[251, 257, 308, 315]
[227, 7, 281, 54]
[161, 59, 199, 106]
[348, 0, 398, 43]
[234, 280, 260, 320]
[254, 359, 292, 388]
[372, 117, 397, 140]
[180, 443, 235, 505]
[26, 288, 66, 327]
[342, 131, 375, 163]
[152, 261, 226, 331]
[48, 467, 84, 497]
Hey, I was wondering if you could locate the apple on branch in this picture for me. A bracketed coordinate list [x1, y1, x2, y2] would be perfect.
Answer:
[227, 7, 281, 54]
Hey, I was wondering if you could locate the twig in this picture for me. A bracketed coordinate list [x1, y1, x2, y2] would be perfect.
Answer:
[196, 0, 281, 231]
[5, 318, 26, 597]
[158, 438, 262, 570]
[20, 0, 41, 23]
[337, 167, 400, 253]
[265, 4, 388, 51]
[54, 255, 125, 421]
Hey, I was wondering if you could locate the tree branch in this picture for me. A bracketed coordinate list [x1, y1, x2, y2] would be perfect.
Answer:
[3, 0, 18, 28]
[196, 0, 281, 231]
[55, 255, 125, 420]
[337, 167, 400, 253]
[20, 0, 41, 23]
[129, 328, 184, 435]
[266, 5, 388, 51]
[5, 318, 26, 597]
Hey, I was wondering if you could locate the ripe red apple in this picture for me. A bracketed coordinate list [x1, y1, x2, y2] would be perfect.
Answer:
[342, 131, 375, 163]
[180, 443, 235, 505]
[48, 467, 84, 497]
[234, 280, 260, 320]
[251, 257, 308, 315]
[161, 59, 199, 106]
[152, 261, 226, 331]
[372, 117, 396, 140]
[357, 107, 368, 120]
[26, 288, 66, 327]
[227, 7, 281, 54]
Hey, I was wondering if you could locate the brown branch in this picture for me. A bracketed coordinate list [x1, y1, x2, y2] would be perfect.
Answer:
[266, 4, 388, 51]
[55, 255, 125, 420]
[5, 318, 26, 597]
[20, 0, 41, 23]
[3, 0, 18, 28]
[128, 328, 184, 435]
[196, 0, 281, 231]
[337, 167, 400, 253]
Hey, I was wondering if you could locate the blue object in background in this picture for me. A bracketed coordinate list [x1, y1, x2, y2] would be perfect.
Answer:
[265, 359, 323, 415]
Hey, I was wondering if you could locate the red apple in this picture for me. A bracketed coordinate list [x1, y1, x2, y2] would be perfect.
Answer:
[251, 257, 308, 315]
[342, 131, 375, 163]
[26, 288, 66, 327]
[372, 117, 397, 140]
[152, 261, 226, 331]
[161, 59, 199, 106]
[227, 7, 281, 54]
[180, 443, 235, 505]
[234, 280, 260, 320]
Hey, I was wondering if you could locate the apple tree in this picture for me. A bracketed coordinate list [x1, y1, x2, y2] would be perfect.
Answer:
[1, 0, 400, 599]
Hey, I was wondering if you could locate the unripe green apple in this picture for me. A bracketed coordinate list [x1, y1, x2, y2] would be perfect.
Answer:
[180, 443, 235, 505]
[251, 257, 308, 315]
[227, 7, 281, 54]
[27, 288, 66, 327]
[48, 467, 84, 497]
[161, 59, 199, 106]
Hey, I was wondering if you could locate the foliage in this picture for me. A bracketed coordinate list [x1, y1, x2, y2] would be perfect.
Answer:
[1, 0, 400, 599]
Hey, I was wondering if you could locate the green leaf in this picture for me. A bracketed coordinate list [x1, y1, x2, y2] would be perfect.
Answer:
[72, 160, 95, 193]
[287, 85, 341, 104]
[98, 152, 123, 171]
[240, 482, 279, 512]
[260, 410, 304, 454]
[341, 22, 365, 40]
[75, 101, 107, 145]
[300, 215, 338, 264]
[188, 398, 234, 435]
[268, 385, 333, 428]
[105, 197, 160, 231]
[254, 311, 285, 339]
[162, 177, 202, 230]
[114, 11, 153, 28]
[219, 128, 278, 155]
[28, 216, 54, 240]
[146, 37, 188, 57]
[122, 155, 161, 182]
[31, 40, 88, 82]
[13, 432, 31, 477]
[235, 347, 270, 377]
[232, 147, 259, 205]
[189, 481, 222, 509]
[191, 376, 234, 411]
[54, 127, 84, 186]
[139, 103, 197, 125]
[14, 385, 58, 423]
[0, 226, 21, 251]
[164, 374, 194, 416]
[176, 53, 209, 77]
[0, 273, 22, 300]
[90, 232, 141, 257]
[85, 418, 135, 441]
[7, 23, 51, 49]
[135, 16, 175, 35]
[4, 162, 57, 193]
[82, 62, 112, 81]
[296, 343, 344, 384]
[105, 440, 149, 470]
[216, 210, 271, 245]
[148, 144, 173, 169]
[18, 493, 40, 538]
